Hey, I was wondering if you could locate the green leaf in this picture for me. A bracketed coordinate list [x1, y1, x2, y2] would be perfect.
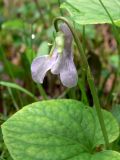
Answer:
[2, 19, 28, 31]
[111, 104, 120, 125]
[61, 0, 120, 25]
[37, 41, 49, 57]
[0, 81, 37, 101]
[25, 48, 36, 64]
[2, 100, 119, 160]
[75, 24, 96, 39]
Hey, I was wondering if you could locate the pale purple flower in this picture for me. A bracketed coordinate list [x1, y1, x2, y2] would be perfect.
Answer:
[31, 24, 78, 88]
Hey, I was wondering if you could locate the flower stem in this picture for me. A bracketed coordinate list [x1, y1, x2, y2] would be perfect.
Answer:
[53, 16, 109, 149]
[87, 67, 109, 148]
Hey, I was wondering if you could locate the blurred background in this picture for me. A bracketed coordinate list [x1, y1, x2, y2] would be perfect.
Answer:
[0, 0, 120, 159]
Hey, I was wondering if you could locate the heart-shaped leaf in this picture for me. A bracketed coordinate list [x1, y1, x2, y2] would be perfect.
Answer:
[61, 0, 120, 25]
[2, 100, 119, 160]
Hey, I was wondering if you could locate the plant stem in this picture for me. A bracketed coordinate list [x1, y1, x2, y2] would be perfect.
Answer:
[7, 87, 19, 111]
[54, 16, 109, 149]
[87, 68, 109, 148]
[54, 17, 88, 104]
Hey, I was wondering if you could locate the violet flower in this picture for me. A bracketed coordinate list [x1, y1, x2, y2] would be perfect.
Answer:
[31, 24, 78, 88]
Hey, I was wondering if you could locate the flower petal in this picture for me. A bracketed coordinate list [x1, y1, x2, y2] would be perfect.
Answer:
[31, 50, 58, 83]
[60, 23, 72, 39]
[51, 53, 62, 75]
[60, 51, 78, 88]
[51, 24, 73, 75]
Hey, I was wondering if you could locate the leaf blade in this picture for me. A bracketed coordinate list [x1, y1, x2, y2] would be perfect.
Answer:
[2, 100, 119, 160]
[0, 81, 38, 101]
[61, 0, 120, 25]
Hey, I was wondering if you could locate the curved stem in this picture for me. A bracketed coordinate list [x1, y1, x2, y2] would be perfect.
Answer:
[54, 17, 88, 68]
[53, 16, 109, 149]
[54, 17, 88, 105]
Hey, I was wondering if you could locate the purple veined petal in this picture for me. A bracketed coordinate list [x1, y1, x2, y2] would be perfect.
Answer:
[59, 51, 78, 88]
[51, 23, 73, 75]
[31, 50, 58, 83]
[60, 23, 72, 39]
[51, 53, 62, 75]
[60, 23, 73, 56]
